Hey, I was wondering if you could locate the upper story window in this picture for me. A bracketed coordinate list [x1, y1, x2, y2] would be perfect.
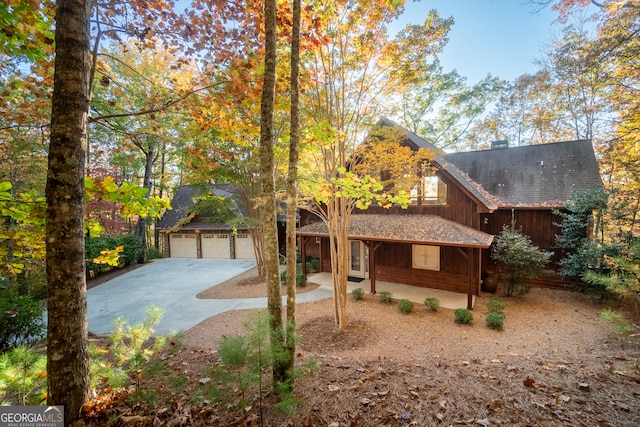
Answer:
[411, 174, 447, 205]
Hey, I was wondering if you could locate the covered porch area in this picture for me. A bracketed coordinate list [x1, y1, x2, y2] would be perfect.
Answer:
[297, 214, 494, 310]
[307, 272, 474, 309]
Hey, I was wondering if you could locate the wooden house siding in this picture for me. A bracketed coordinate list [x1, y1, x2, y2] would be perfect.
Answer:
[363, 173, 480, 229]
[315, 237, 481, 295]
[480, 208, 565, 266]
[374, 243, 480, 294]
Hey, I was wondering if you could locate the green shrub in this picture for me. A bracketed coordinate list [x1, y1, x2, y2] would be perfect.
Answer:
[309, 257, 320, 272]
[0, 346, 47, 405]
[424, 297, 439, 312]
[86, 234, 142, 275]
[378, 291, 393, 304]
[145, 246, 163, 261]
[218, 335, 248, 368]
[601, 308, 635, 335]
[280, 270, 287, 283]
[486, 298, 505, 313]
[296, 273, 307, 287]
[485, 311, 505, 331]
[454, 308, 473, 324]
[398, 299, 414, 314]
[491, 222, 553, 297]
[352, 287, 365, 301]
[0, 291, 46, 353]
[89, 306, 168, 395]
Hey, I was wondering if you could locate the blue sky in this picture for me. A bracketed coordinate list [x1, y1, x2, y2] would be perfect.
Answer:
[395, 0, 563, 84]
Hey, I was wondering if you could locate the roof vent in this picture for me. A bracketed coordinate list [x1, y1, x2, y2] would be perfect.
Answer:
[491, 140, 508, 149]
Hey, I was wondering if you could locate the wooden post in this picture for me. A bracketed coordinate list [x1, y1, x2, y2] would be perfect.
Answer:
[300, 236, 308, 276]
[367, 241, 382, 294]
[467, 247, 474, 310]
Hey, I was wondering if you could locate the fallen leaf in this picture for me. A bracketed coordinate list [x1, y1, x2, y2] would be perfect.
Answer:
[523, 376, 535, 388]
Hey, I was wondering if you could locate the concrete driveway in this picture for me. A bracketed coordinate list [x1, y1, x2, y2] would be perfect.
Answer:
[87, 258, 332, 335]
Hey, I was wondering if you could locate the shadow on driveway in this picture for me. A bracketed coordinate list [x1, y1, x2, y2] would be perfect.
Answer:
[87, 258, 332, 335]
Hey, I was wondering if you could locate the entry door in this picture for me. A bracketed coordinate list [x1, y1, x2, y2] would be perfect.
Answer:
[348, 240, 369, 278]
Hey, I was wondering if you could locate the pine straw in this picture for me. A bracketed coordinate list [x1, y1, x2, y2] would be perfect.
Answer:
[80, 273, 640, 426]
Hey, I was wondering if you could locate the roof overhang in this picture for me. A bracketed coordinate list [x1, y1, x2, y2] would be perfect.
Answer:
[297, 214, 494, 248]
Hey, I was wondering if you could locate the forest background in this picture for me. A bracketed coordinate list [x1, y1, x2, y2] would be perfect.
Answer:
[0, 0, 639, 423]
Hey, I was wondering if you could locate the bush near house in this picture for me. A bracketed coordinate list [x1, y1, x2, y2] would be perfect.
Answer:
[398, 299, 414, 314]
[454, 308, 473, 325]
[491, 222, 553, 297]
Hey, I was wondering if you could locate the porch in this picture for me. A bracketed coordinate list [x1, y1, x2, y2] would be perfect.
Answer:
[308, 272, 475, 310]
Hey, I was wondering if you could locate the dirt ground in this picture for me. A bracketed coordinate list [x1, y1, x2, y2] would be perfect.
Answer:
[83, 267, 640, 426]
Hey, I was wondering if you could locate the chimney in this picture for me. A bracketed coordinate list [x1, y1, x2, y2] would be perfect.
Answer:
[491, 140, 508, 149]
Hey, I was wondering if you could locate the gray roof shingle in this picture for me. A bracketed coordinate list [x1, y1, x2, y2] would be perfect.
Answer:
[445, 140, 603, 208]
[156, 184, 239, 231]
[297, 214, 494, 248]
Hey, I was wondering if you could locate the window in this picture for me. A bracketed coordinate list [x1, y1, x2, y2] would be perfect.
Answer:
[411, 175, 447, 205]
[412, 245, 440, 271]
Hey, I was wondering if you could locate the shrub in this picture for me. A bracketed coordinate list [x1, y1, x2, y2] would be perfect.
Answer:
[398, 299, 414, 314]
[424, 297, 439, 312]
[296, 273, 307, 287]
[352, 287, 364, 301]
[486, 298, 505, 313]
[0, 346, 47, 405]
[145, 246, 163, 261]
[89, 306, 168, 396]
[454, 308, 473, 324]
[600, 308, 635, 335]
[491, 222, 553, 297]
[0, 291, 46, 353]
[485, 311, 505, 331]
[378, 291, 392, 304]
[309, 257, 320, 272]
[86, 234, 142, 275]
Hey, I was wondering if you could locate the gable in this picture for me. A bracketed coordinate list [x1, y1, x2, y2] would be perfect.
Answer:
[445, 140, 604, 208]
[156, 184, 241, 231]
[375, 117, 498, 212]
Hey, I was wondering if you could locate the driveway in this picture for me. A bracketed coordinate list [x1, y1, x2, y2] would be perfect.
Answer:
[87, 258, 333, 335]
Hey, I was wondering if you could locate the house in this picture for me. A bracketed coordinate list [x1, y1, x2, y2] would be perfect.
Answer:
[296, 118, 603, 307]
[156, 184, 257, 260]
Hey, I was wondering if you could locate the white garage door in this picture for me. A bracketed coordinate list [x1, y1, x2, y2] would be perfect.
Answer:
[202, 233, 230, 259]
[234, 233, 255, 259]
[169, 234, 197, 258]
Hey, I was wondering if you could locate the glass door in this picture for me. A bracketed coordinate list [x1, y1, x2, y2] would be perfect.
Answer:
[348, 240, 369, 278]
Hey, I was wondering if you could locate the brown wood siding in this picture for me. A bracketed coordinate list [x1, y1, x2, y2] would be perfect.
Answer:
[308, 238, 480, 294]
[480, 209, 565, 267]
[363, 174, 480, 229]
[373, 243, 479, 294]
[303, 237, 321, 259]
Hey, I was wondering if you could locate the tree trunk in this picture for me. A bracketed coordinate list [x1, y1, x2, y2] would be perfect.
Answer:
[259, 0, 286, 389]
[283, 0, 302, 390]
[327, 194, 351, 329]
[46, 0, 92, 422]
[134, 143, 154, 263]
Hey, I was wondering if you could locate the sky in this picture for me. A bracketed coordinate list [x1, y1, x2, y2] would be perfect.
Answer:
[394, 0, 564, 84]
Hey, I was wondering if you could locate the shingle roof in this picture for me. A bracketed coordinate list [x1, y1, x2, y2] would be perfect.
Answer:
[377, 118, 499, 211]
[156, 184, 240, 231]
[445, 140, 603, 208]
[296, 214, 494, 248]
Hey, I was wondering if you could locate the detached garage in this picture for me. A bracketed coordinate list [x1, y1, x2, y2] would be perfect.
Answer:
[156, 185, 256, 261]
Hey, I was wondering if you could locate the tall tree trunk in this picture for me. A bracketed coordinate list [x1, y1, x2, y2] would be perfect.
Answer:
[283, 0, 302, 390]
[259, 0, 285, 388]
[46, 0, 92, 422]
[134, 144, 154, 263]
